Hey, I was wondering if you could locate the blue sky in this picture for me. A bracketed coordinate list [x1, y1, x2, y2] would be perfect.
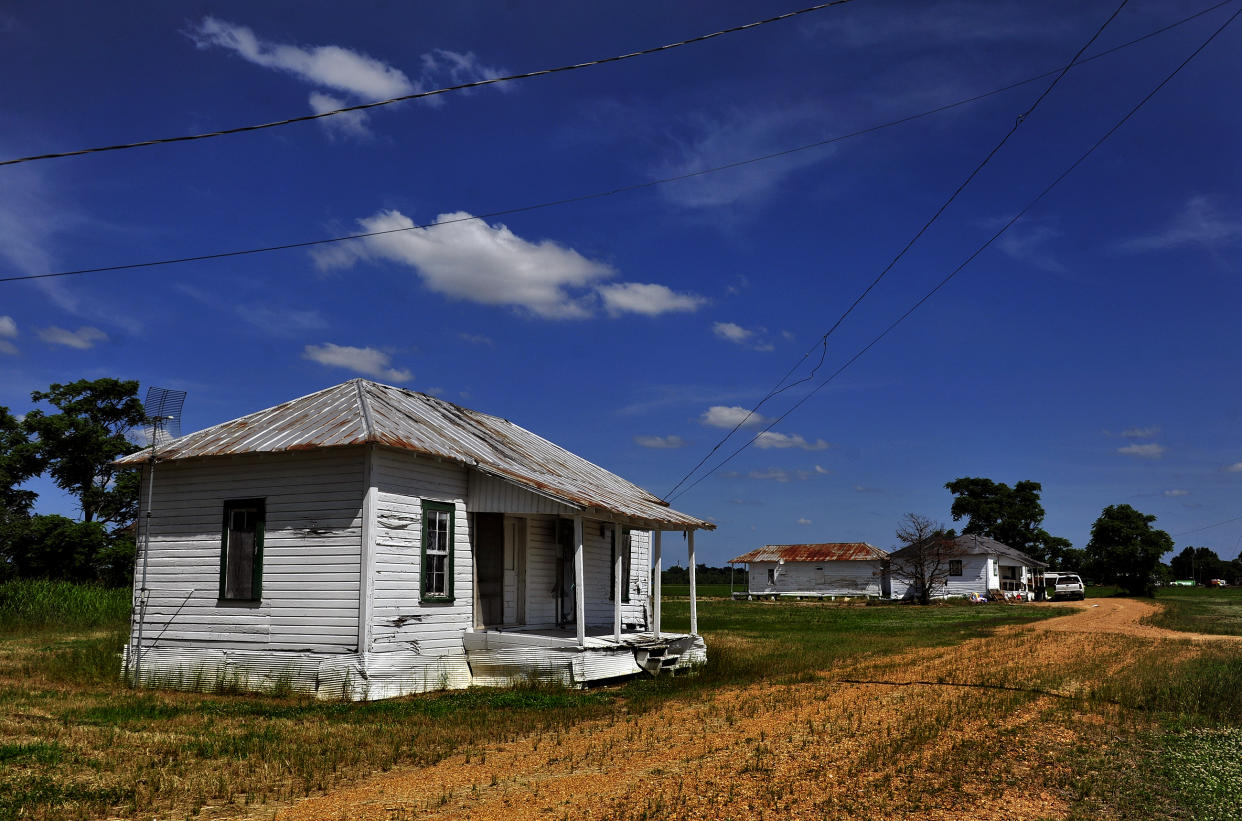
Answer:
[2, 0, 1240, 566]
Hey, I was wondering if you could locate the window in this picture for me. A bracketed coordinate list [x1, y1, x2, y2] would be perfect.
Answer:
[608, 527, 631, 602]
[421, 501, 455, 602]
[949, 559, 963, 577]
[219, 499, 264, 601]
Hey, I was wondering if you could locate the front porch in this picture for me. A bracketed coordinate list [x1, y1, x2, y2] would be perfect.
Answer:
[463, 626, 706, 687]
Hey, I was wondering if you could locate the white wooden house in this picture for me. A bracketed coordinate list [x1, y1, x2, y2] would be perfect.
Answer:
[117, 379, 713, 700]
[887, 534, 1045, 600]
[728, 543, 889, 598]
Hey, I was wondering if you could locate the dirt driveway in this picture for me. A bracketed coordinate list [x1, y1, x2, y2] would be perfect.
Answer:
[265, 602, 1237, 821]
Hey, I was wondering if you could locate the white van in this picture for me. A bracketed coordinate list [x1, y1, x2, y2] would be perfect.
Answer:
[1044, 572, 1085, 601]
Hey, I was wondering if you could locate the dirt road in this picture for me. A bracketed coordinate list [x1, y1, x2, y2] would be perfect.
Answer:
[267, 602, 1236, 820]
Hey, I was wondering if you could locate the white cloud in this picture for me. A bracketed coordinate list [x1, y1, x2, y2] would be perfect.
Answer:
[995, 219, 1065, 273]
[598, 282, 705, 317]
[700, 405, 767, 429]
[420, 49, 508, 91]
[236, 305, 328, 336]
[1163, 489, 1189, 497]
[713, 321, 773, 351]
[1121, 426, 1160, 439]
[634, 435, 686, 449]
[1226, 462, 1242, 473]
[37, 325, 106, 349]
[0, 315, 15, 356]
[308, 91, 371, 138]
[303, 343, 411, 382]
[854, 484, 882, 493]
[188, 18, 415, 99]
[314, 210, 612, 319]
[754, 431, 830, 451]
[796, 517, 813, 526]
[1118, 196, 1242, 253]
[1118, 443, 1165, 459]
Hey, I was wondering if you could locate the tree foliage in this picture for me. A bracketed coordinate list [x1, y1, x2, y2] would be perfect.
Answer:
[1084, 504, 1172, 597]
[0, 405, 42, 519]
[888, 512, 960, 605]
[1170, 546, 1238, 585]
[945, 477, 1074, 566]
[23, 378, 145, 525]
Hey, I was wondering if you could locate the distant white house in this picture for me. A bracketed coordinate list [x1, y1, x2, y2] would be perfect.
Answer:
[117, 379, 714, 700]
[887, 534, 1045, 601]
[728, 543, 889, 598]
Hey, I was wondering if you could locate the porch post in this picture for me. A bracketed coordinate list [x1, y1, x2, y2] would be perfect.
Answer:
[573, 515, 586, 647]
[613, 525, 623, 641]
[653, 531, 662, 636]
[687, 529, 698, 636]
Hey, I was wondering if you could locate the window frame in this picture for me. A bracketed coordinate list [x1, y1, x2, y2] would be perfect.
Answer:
[948, 559, 964, 577]
[420, 500, 455, 603]
[218, 498, 265, 602]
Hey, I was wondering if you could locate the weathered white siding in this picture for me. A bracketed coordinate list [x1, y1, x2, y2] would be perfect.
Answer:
[130, 449, 365, 654]
[889, 554, 990, 599]
[468, 472, 577, 515]
[369, 448, 472, 657]
[583, 524, 649, 628]
[746, 560, 884, 596]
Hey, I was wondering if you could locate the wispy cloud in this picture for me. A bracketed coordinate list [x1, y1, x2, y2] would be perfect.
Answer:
[0, 315, 17, 356]
[1226, 462, 1242, 473]
[1118, 196, 1242, 254]
[303, 342, 411, 381]
[458, 332, 493, 346]
[712, 321, 774, 351]
[995, 218, 1065, 273]
[598, 282, 705, 317]
[1121, 426, 1160, 439]
[754, 431, 830, 451]
[700, 405, 767, 429]
[634, 434, 686, 449]
[796, 517, 813, 526]
[724, 465, 829, 483]
[1118, 443, 1165, 459]
[37, 325, 107, 350]
[854, 484, 882, 494]
[187, 19, 507, 138]
[1163, 489, 1189, 497]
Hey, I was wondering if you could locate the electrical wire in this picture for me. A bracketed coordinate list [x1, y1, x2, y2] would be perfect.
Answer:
[662, 0, 1132, 500]
[666, 5, 1242, 503]
[0, 1, 858, 168]
[0, 1, 1226, 286]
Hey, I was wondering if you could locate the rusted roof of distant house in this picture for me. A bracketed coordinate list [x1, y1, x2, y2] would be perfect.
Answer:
[728, 543, 888, 563]
[116, 379, 713, 531]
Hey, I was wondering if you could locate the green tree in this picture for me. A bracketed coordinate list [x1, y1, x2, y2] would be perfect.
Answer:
[23, 379, 145, 525]
[1169, 546, 1223, 584]
[945, 477, 1073, 566]
[0, 514, 116, 583]
[1084, 504, 1172, 597]
[0, 405, 42, 518]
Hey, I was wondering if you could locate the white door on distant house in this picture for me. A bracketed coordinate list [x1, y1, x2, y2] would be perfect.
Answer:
[503, 517, 527, 625]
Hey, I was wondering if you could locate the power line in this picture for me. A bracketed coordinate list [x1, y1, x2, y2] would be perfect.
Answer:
[662, 0, 1133, 500]
[0, 1, 859, 168]
[667, 5, 1241, 503]
[0, 1, 1225, 286]
[1174, 515, 1242, 538]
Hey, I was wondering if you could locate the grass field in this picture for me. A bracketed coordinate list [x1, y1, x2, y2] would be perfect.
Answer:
[2, 581, 1241, 819]
[1144, 585, 1242, 636]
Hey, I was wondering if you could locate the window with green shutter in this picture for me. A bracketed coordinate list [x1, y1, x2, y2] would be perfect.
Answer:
[421, 500, 455, 602]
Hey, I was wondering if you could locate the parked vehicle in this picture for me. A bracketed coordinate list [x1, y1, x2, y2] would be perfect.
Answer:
[1044, 572, 1085, 601]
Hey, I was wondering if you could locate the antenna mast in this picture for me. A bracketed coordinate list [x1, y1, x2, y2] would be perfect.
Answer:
[131, 387, 185, 687]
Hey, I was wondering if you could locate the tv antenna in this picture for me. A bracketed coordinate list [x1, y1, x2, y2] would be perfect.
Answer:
[131, 386, 186, 687]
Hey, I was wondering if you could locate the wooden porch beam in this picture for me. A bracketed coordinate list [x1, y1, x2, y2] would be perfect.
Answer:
[613, 524, 622, 642]
[688, 529, 698, 636]
[653, 531, 662, 636]
[573, 515, 585, 647]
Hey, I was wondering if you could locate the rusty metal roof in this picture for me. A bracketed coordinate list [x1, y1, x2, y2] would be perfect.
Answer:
[117, 379, 712, 530]
[728, 543, 887, 563]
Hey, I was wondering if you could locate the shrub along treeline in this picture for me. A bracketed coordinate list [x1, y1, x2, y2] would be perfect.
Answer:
[2, 378, 145, 587]
[661, 564, 738, 585]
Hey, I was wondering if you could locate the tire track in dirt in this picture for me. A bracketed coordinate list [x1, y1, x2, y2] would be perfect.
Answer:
[263, 600, 1235, 821]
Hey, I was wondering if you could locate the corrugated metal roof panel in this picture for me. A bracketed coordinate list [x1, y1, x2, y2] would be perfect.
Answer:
[117, 379, 712, 530]
[729, 543, 887, 563]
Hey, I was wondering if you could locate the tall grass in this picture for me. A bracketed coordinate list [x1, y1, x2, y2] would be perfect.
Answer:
[0, 579, 130, 633]
[1146, 586, 1242, 637]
